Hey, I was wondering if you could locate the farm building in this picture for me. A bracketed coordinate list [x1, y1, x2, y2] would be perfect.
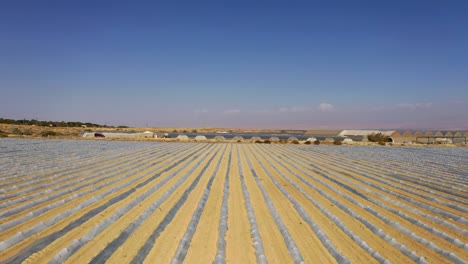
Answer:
[269, 137, 280, 142]
[250, 136, 262, 142]
[214, 136, 225, 141]
[232, 136, 244, 142]
[177, 134, 189, 140]
[415, 131, 467, 144]
[154, 132, 169, 138]
[195, 135, 207, 141]
[338, 130, 401, 143]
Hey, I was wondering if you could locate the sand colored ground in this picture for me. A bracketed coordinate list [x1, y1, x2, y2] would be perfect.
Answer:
[0, 140, 467, 264]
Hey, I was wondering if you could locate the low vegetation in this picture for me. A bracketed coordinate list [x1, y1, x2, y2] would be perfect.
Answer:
[0, 117, 124, 128]
[11, 128, 23, 135]
[314, 140, 321, 145]
[333, 140, 342, 145]
[367, 133, 390, 143]
[41, 131, 60, 137]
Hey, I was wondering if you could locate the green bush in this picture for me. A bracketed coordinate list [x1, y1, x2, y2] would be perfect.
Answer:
[41, 130, 59, 137]
[367, 133, 389, 143]
[333, 140, 342, 145]
[313, 140, 321, 145]
[11, 128, 23, 135]
[23, 128, 32, 135]
[304, 140, 311, 145]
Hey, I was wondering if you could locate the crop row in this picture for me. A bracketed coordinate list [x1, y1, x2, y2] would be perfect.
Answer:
[0, 139, 466, 263]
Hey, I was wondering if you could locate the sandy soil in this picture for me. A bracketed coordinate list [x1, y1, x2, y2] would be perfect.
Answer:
[0, 141, 466, 263]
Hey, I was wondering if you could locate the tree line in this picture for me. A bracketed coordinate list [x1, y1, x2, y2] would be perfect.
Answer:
[0, 117, 128, 128]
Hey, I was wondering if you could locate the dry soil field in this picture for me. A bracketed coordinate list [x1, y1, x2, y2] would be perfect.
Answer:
[0, 139, 467, 263]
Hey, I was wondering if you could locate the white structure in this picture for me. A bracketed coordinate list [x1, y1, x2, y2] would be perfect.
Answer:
[177, 134, 189, 140]
[250, 136, 262, 142]
[214, 136, 225, 141]
[154, 132, 168, 138]
[233, 136, 244, 141]
[306, 137, 317, 142]
[195, 135, 207, 141]
[343, 138, 353, 143]
[287, 137, 299, 142]
[269, 137, 280, 142]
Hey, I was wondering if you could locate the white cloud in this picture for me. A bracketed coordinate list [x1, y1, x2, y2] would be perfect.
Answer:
[318, 103, 335, 112]
[223, 109, 241, 114]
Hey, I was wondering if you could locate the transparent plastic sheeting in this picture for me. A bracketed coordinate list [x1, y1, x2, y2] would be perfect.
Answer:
[51, 145, 217, 264]
[275, 145, 466, 263]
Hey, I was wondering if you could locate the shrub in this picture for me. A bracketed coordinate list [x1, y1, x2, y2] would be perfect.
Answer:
[41, 130, 59, 137]
[0, 130, 7, 138]
[255, 140, 263, 144]
[291, 140, 300, 144]
[304, 140, 311, 145]
[11, 128, 23, 135]
[367, 133, 389, 143]
[23, 128, 32, 135]
[192, 129, 197, 133]
[333, 140, 342, 145]
[313, 140, 321, 145]
[263, 139, 271, 144]
[378, 141, 386, 146]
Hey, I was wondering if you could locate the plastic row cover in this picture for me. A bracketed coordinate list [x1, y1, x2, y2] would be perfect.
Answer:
[237, 148, 267, 264]
[269, 146, 430, 263]
[129, 145, 221, 264]
[172, 146, 227, 264]
[257, 145, 387, 264]
[213, 149, 232, 264]
[290, 147, 467, 235]
[242, 147, 304, 264]
[52, 145, 218, 264]
[253, 145, 352, 264]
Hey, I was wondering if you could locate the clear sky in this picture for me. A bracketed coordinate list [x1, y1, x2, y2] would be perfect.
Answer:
[1, 0, 467, 129]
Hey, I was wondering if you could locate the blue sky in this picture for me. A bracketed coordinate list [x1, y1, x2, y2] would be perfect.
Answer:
[1, 1, 467, 129]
